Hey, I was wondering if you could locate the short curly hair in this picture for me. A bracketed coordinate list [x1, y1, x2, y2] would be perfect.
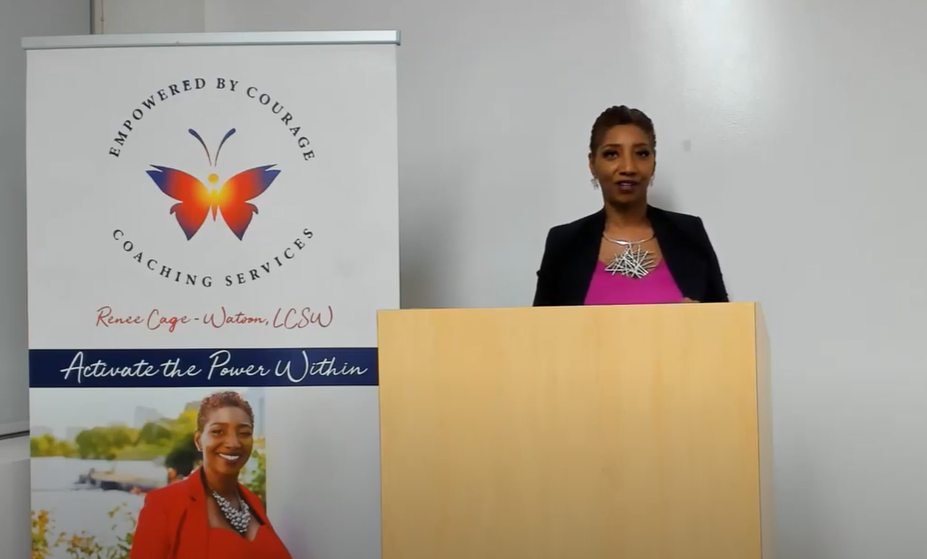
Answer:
[196, 391, 255, 431]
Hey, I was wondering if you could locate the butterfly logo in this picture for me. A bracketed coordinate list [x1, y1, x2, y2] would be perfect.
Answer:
[146, 128, 280, 241]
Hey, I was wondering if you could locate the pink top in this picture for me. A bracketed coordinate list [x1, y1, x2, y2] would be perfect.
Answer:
[584, 260, 684, 305]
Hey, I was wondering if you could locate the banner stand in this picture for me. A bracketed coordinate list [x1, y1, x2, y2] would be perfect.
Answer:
[24, 31, 400, 559]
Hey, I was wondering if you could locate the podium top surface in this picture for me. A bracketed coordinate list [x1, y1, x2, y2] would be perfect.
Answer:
[22, 30, 401, 51]
[377, 301, 768, 359]
[379, 301, 761, 319]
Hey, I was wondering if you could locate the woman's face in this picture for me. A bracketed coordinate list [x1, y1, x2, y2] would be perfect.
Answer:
[194, 406, 253, 477]
[589, 124, 656, 207]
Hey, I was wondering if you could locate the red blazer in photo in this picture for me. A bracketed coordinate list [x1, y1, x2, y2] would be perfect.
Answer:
[128, 467, 292, 559]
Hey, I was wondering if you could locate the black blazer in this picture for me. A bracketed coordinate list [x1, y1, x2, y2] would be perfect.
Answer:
[533, 205, 728, 306]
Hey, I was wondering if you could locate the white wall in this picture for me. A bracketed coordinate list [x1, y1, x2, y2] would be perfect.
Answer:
[97, 1, 927, 558]
[0, 0, 87, 551]
[0, 0, 90, 436]
[97, 0, 204, 34]
[0, 437, 30, 558]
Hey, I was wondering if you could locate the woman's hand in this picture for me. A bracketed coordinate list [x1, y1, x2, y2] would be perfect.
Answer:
[681, 297, 699, 303]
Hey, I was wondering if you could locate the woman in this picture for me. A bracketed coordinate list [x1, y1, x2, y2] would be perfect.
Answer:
[129, 391, 292, 559]
[533, 105, 728, 306]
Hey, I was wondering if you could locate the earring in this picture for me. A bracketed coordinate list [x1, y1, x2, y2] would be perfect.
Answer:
[590, 177, 600, 190]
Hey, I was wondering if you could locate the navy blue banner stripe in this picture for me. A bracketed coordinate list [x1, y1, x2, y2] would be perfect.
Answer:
[29, 347, 378, 388]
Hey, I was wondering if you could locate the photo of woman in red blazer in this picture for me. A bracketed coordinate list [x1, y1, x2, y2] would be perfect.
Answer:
[129, 391, 293, 559]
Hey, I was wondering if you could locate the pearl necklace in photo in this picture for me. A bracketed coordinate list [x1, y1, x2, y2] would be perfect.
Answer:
[212, 490, 251, 535]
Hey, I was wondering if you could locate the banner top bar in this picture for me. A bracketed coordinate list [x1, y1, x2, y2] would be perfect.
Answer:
[22, 30, 401, 50]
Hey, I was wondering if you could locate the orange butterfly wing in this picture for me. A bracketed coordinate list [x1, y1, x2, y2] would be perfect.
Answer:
[147, 166, 211, 240]
[217, 165, 280, 240]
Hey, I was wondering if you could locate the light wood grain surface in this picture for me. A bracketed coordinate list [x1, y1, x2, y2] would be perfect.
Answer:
[378, 303, 772, 559]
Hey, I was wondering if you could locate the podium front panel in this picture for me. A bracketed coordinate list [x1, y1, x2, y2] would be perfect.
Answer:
[378, 303, 768, 559]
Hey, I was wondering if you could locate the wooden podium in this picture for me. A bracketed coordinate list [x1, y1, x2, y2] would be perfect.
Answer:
[377, 302, 774, 559]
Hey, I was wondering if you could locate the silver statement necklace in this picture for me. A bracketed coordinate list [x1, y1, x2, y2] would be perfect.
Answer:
[603, 233, 656, 279]
[212, 489, 251, 535]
